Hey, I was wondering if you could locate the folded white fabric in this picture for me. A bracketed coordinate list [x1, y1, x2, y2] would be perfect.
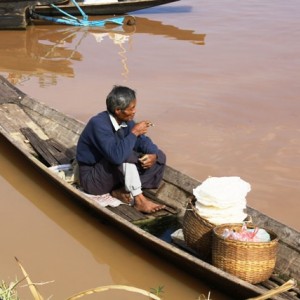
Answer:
[193, 176, 250, 208]
[195, 200, 246, 217]
[193, 176, 251, 225]
[83, 193, 123, 207]
[201, 211, 248, 225]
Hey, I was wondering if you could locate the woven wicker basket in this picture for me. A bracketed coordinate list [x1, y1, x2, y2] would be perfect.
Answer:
[212, 223, 278, 284]
[182, 200, 215, 260]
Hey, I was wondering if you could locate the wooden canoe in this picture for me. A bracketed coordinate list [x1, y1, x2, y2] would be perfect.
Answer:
[0, 75, 299, 300]
[34, 0, 180, 17]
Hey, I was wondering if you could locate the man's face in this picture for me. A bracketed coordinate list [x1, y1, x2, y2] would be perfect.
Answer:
[115, 99, 136, 123]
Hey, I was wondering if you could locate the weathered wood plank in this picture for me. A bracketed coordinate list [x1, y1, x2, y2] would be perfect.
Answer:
[0, 102, 48, 157]
[45, 139, 73, 164]
[0, 4, 28, 29]
[0, 0, 66, 29]
[20, 127, 73, 166]
[144, 178, 191, 217]
[47, 138, 76, 160]
[20, 127, 58, 166]
[108, 204, 147, 222]
[108, 197, 177, 223]
[0, 76, 25, 103]
[20, 96, 83, 148]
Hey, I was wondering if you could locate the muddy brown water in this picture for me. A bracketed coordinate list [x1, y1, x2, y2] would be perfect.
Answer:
[0, 0, 299, 299]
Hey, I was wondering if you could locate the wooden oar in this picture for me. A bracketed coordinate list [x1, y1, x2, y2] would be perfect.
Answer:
[247, 279, 297, 300]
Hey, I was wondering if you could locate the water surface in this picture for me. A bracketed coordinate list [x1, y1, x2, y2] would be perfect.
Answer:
[0, 0, 299, 298]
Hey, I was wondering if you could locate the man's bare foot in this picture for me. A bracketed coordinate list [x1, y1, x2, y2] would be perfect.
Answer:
[134, 194, 165, 213]
[111, 187, 131, 204]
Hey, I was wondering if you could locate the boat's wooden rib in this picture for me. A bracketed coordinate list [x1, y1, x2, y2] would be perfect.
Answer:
[0, 75, 299, 300]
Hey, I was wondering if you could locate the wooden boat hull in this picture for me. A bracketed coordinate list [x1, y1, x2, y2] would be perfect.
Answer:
[0, 0, 179, 29]
[34, 0, 180, 16]
[0, 76, 299, 300]
[0, 0, 65, 29]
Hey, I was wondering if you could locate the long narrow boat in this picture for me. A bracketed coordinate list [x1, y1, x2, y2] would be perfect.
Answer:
[0, 75, 299, 300]
[34, 0, 180, 17]
[0, 0, 179, 29]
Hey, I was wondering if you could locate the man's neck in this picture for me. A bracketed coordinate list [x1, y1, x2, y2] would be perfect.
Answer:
[109, 113, 127, 131]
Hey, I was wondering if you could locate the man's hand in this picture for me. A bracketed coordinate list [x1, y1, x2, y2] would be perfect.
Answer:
[131, 120, 153, 136]
[138, 154, 157, 169]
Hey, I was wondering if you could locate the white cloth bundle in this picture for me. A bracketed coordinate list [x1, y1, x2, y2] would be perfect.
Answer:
[193, 176, 251, 225]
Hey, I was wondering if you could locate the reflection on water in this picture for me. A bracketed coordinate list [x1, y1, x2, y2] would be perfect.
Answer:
[0, 26, 80, 85]
[0, 17, 205, 85]
[91, 30, 132, 78]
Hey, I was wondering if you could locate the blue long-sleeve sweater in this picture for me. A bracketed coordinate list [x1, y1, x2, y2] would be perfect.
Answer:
[76, 111, 159, 166]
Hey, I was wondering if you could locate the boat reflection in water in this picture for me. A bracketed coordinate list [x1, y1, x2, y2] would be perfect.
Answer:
[90, 29, 132, 79]
[0, 16, 205, 84]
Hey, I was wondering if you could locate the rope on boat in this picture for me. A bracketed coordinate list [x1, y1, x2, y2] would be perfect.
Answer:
[31, 0, 126, 27]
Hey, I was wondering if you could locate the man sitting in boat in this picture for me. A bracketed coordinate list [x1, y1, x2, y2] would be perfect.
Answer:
[76, 85, 166, 213]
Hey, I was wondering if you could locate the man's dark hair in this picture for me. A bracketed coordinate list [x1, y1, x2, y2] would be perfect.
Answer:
[106, 85, 136, 115]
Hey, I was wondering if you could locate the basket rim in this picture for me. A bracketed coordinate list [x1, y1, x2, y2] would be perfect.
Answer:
[212, 223, 279, 245]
